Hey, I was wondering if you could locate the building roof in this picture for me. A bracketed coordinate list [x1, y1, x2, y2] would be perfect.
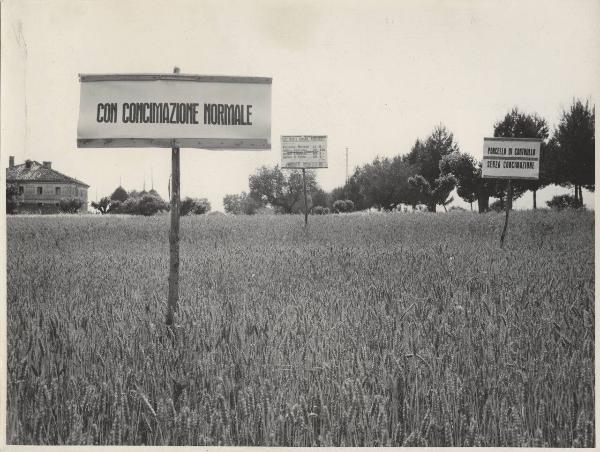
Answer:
[6, 161, 90, 188]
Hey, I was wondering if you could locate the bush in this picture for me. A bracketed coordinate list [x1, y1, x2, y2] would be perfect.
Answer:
[108, 195, 168, 216]
[6, 183, 17, 214]
[91, 197, 111, 214]
[333, 199, 354, 213]
[223, 192, 261, 215]
[137, 194, 169, 216]
[108, 200, 122, 213]
[312, 206, 330, 215]
[59, 198, 84, 214]
[181, 197, 211, 215]
[546, 194, 583, 210]
[121, 198, 141, 215]
[490, 200, 504, 212]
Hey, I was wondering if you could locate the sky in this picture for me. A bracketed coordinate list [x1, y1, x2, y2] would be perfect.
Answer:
[1, 0, 598, 211]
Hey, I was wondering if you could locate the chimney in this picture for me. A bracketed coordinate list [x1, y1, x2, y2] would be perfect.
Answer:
[43, 161, 52, 169]
[25, 160, 32, 169]
[9, 156, 14, 168]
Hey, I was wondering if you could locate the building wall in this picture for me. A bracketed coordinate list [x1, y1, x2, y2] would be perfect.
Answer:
[12, 182, 88, 212]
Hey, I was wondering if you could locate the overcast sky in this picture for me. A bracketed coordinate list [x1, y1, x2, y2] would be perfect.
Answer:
[2, 0, 598, 211]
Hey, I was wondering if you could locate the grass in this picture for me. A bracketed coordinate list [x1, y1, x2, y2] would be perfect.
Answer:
[6, 209, 595, 446]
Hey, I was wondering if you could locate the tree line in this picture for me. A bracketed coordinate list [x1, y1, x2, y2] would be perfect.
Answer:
[91, 187, 211, 216]
[224, 100, 594, 214]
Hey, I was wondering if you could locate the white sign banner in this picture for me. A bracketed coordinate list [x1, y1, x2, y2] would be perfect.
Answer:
[77, 74, 272, 149]
[482, 137, 541, 179]
[281, 135, 328, 169]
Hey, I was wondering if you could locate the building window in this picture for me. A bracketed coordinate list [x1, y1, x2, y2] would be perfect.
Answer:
[18, 186, 24, 195]
[55, 187, 61, 195]
[37, 187, 43, 195]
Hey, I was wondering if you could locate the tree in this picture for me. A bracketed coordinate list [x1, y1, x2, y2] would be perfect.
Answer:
[137, 194, 168, 216]
[59, 198, 84, 213]
[249, 165, 318, 214]
[91, 196, 111, 214]
[351, 157, 397, 210]
[6, 183, 17, 214]
[110, 186, 129, 202]
[337, 155, 420, 211]
[180, 197, 197, 215]
[408, 174, 456, 212]
[493, 107, 550, 209]
[223, 193, 243, 214]
[311, 188, 331, 211]
[223, 192, 262, 215]
[407, 125, 459, 181]
[181, 197, 211, 215]
[407, 125, 459, 211]
[440, 152, 479, 211]
[554, 99, 595, 202]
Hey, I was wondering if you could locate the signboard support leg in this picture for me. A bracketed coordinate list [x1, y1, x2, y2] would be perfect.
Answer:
[302, 168, 308, 227]
[166, 67, 181, 327]
[500, 179, 512, 249]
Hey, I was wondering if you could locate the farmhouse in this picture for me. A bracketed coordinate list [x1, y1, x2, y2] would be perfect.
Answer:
[6, 156, 89, 213]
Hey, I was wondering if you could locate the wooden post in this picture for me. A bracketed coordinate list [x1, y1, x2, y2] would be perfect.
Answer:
[166, 67, 181, 327]
[302, 168, 308, 227]
[500, 179, 512, 249]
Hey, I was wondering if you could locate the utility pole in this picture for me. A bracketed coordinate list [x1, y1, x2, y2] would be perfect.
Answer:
[345, 147, 349, 184]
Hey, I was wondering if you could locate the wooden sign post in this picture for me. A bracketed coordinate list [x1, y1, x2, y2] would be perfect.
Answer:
[302, 168, 308, 227]
[77, 70, 272, 326]
[499, 178, 512, 249]
[281, 135, 328, 227]
[481, 137, 541, 248]
[167, 67, 181, 325]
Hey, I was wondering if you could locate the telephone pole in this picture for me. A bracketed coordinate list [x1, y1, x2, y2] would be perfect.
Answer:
[345, 147, 349, 184]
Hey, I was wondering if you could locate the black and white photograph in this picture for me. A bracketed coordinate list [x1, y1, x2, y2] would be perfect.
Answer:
[1, 0, 597, 448]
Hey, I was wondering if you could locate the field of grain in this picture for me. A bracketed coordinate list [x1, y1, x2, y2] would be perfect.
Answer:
[5, 210, 595, 446]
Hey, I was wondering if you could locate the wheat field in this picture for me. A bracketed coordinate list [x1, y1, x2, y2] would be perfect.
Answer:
[5, 210, 595, 446]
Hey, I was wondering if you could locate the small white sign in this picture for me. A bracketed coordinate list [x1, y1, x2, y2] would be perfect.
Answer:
[482, 137, 541, 179]
[281, 135, 327, 169]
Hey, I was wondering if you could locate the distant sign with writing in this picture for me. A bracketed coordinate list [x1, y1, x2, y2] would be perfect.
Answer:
[77, 74, 272, 149]
[281, 136, 328, 169]
[482, 137, 541, 179]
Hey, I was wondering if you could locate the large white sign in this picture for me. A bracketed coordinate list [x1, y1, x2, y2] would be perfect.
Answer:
[482, 137, 541, 179]
[77, 74, 272, 149]
[281, 135, 328, 169]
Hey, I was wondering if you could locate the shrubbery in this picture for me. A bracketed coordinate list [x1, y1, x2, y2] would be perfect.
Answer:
[59, 198, 84, 213]
[181, 197, 211, 215]
[490, 200, 504, 212]
[92, 189, 169, 216]
[312, 206, 330, 215]
[223, 192, 261, 215]
[333, 199, 354, 213]
[6, 183, 17, 214]
[546, 194, 583, 210]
